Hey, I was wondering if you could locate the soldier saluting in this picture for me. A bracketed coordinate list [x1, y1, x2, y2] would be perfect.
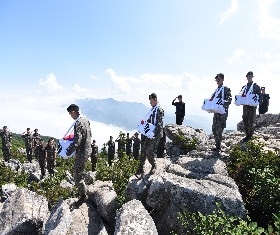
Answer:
[0, 126, 12, 161]
[91, 140, 98, 171]
[172, 95, 185, 125]
[131, 132, 141, 160]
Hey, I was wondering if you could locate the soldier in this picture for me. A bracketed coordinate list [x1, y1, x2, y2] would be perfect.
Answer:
[66, 104, 92, 203]
[240, 71, 262, 142]
[32, 128, 40, 161]
[21, 128, 33, 162]
[45, 138, 56, 175]
[211, 73, 232, 152]
[0, 126, 12, 161]
[91, 140, 98, 171]
[35, 138, 46, 179]
[131, 132, 141, 160]
[172, 95, 185, 125]
[115, 134, 125, 157]
[157, 130, 166, 158]
[136, 93, 164, 175]
[259, 87, 270, 115]
[106, 136, 115, 166]
[125, 133, 132, 157]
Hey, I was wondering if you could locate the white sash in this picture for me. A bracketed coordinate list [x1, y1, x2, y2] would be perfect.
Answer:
[137, 104, 159, 139]
[201, 86, 226, 114]
[57, 116, 81, 159]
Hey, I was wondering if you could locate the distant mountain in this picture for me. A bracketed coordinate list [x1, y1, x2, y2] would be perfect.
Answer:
[76, 98, 209, 132]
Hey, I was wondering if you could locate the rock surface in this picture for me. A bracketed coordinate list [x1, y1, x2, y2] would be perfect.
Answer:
[114, 199, 158, 235]
[0, 188, 49, 235]
[1, 183, 18, 201]
[44, 197, 108, 235]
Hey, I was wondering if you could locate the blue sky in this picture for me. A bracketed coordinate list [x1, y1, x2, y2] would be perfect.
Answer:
[0, 0, 280, 144]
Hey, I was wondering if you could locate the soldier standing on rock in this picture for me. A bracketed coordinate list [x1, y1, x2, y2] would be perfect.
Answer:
[136, 93, 164, 175]
[66, 104, 92, 204]
[0, 126, 12, 161]
[172, 95, 185, 125]
[21, 128, 33, 162]
[91, 140, 98, 171]
[45, 137, 56, 176]
[32, 128, 40, 161]
[211, 73, 232, 152]
[131, 132, 141, 160]
[240, 71, 262, 142]
[126, 133, 132, 157]
[35, 138, 46, 179]
[106, 136, 115, 166]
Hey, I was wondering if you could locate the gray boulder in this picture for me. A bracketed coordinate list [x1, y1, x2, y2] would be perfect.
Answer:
[1, 183, 18, 201]
[29, 170, 42, 183]
[85, 171, 97, 185]
[114, 199, 158, 235]
[22, 160, 40, 173]
[164, 124, 208, 152]
[60, 180, 74, 190]
[0, 188, 49, 235]
[87, 181, 118, 224]
[44, 197, 107, 235]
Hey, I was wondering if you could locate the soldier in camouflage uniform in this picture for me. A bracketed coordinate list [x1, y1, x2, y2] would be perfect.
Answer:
[115, 134, 125, 157]
[91, 140, 98, 171]
[211, 73, 232, 152]
[240, 71, 262, 142]
[131, 132, 141, 160]
[45, 138, 56, 175]
[32, 128, 40, 161]
[66, 104, 92, 202]
[21, 128, 33, 162]
[0, 126, 12, 161]
[125, 133, 132, 157]
[35, 138, 46, 179]
[136, 93, 164, 175]
[106, 136, 115, 166]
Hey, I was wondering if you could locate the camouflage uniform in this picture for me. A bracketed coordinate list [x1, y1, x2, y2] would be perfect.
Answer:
[0, 131, 12, 161]
[66, 116, 92, 196]
[33, 132, 40, 160]
[37, 144, 46, 177]
[132, 137, 141, 160]
[22, 133, 33, 162]
[45, 144, 56, 175]
[138, 105, 164, 173]
[212, 85, 232, 150]
[91, 143, 98, 171]
[107, 140, 115, 166]
[116, 138, 125, 155]
[241, 82, 262, 139]
[126, 138, 132, 157]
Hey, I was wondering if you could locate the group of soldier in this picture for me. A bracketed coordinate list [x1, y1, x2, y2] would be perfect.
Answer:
[0, 72, 271, 205]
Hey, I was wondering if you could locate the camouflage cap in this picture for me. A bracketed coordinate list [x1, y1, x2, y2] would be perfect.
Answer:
[134, 132, 139, 136]
[110, 136, 113, 138]
[178, 95, 182, 98]
[92, 140, 96, 143]
[27, 128, 30, 131]
[261, 87, 265, 90]
[34, 128, 38, 131]
[67, 104, 79, 112]
[149, 93, 157, 100]
[3, 126, 7, 129]
[246, 71, 253, 77]
[216, 73, 224, 79]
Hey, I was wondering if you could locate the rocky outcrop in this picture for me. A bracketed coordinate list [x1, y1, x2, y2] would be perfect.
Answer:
[1, 183, 18, 201]
[4, 159, 22, 172]
[114, 199, 158, 235]
[0, 188, 49, 235]
[44, 197, 108, 235]
[126, 149, 245, 235]
[87, 181, 118, 225]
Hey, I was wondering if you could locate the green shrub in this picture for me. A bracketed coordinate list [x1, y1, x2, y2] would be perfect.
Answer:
[172, 203, 266, 235]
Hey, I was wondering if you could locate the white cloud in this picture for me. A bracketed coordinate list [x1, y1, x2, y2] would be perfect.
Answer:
[39, 73, 64, 92]
[220, 0, 239, 25]
[74, 83, 90, 93]
[257, 0, 280, 41]
[226, 49, 250, 65]
[105, 68, 132, 93]
[90, 75, 97, 79]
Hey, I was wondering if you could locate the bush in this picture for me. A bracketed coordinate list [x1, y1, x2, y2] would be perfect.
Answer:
[228, 140, 280, 228]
